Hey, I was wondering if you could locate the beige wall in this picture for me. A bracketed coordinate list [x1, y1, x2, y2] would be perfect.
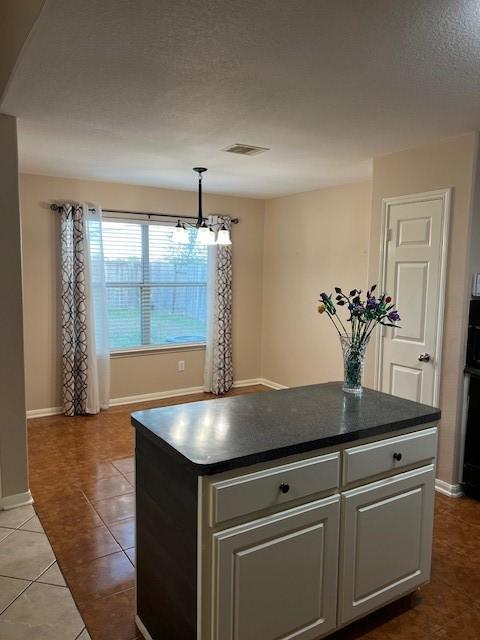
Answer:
[0, 114, 29, 502]
[366, 132, 479, 485]
[19, 134, 480, 488]
[261, 136, 479, 488]
[261, 182, 372, 387]
[20, 173, 264, 411]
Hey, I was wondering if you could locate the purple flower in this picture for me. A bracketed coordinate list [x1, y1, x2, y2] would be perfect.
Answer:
[366, 296, 377, 310]
[388, 310, 401, 322]
[352, 304, 365, 314]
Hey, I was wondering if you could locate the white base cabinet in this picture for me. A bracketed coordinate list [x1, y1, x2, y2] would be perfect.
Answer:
[212, 495, 340, 640]
[204, 426, 437, 640]
[339, 464, 435, 625]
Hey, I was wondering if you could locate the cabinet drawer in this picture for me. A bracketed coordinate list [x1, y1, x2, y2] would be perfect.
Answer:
[343, 427, 437, 485]
[209, 452, 340, 526]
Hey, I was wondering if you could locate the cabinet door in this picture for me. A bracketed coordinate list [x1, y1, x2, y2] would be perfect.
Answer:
[339, 464, 435, 626]
[212, 495, 340, 640]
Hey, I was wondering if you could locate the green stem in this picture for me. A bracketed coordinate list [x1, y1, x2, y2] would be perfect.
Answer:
[365, 318, 382, 341]
[325, 311, 343, 337]
[335, 312, 349, 336]
[359, 318, 369, 344]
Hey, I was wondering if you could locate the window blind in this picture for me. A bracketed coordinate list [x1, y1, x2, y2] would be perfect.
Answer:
[102, 219, 208, 351]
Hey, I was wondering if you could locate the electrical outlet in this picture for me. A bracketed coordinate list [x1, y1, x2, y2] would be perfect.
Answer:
[177, 360, 185, 372]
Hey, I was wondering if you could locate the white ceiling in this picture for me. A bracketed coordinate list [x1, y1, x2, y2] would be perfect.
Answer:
[3, 0, 480, 198]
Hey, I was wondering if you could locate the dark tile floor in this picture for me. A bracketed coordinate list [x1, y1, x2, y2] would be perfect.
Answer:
[27, 385, 480, 640]
[28, 385, 267, 640]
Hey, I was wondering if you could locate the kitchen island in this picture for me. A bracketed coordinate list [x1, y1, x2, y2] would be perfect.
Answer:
[131, 382, 440, 640]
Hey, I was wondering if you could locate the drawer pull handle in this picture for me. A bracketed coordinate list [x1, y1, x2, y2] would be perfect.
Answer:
[279, 482, 290, 494]
[393, 452, 403, 462]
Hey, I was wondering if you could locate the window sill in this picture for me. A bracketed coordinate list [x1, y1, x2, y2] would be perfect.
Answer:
[110, 343, 206, 358]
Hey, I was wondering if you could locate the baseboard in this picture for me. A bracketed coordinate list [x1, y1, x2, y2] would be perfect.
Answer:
[26, 378, 288, 418]
[26, 406, 63, 419]
[232, 378, 265, 388]
[0, 490, 33, 511]
[435, 479, 463, 498]
[109, 384, 207, 407]
[135, 615, 153, 640]
[110, 378, 286, 406]
[257, 378, 289, 390]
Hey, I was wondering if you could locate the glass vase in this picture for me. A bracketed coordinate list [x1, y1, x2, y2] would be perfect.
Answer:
[339, 334, 370, 395]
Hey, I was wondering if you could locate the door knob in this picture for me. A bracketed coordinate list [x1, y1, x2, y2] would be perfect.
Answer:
[418, 353, 431, 362]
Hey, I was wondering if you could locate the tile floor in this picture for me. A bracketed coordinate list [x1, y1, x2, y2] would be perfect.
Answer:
[27, 385, 266, 640]
[23, 384, 480, 639]
[0, 503, 89, 639]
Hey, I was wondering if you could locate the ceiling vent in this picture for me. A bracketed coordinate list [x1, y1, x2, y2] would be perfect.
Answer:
[222, 143, 269, 156]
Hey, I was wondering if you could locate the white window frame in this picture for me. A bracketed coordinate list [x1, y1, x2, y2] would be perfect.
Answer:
[102, 213, 208, 356]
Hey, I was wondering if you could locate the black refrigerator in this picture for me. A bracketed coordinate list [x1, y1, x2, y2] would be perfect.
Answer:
[464, 300, 480, 495]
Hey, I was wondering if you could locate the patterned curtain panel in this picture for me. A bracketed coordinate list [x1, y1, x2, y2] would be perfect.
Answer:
[60, 203, 110, 415]
[61, 204, 89, 415]
[204, 216, 234, 394]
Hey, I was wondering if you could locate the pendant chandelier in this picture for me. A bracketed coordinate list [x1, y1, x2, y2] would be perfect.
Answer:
[173, 168, 232, 246]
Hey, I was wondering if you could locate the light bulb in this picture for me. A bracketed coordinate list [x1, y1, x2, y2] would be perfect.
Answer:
[216, 225, 232, 246]
[197, 223, 216, 245]
[173, 221, 189, 244]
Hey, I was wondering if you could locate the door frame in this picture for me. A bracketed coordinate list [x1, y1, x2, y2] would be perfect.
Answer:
[374, 189, 451, 408]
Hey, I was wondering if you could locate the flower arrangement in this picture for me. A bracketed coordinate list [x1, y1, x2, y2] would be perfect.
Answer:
[317, 285, 401, 394]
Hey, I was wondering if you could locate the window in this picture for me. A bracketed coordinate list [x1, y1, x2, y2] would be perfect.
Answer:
[102, 219, 208, 351]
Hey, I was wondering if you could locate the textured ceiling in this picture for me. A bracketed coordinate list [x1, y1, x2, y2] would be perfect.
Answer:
[3, 0, 480, 198]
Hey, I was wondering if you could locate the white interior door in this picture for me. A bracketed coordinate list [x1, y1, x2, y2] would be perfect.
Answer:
[376, 190, 450, 407]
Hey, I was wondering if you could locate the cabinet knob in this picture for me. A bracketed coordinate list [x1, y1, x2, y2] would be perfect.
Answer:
[279, 482, 290, 494]
[393, 452, 403, 462]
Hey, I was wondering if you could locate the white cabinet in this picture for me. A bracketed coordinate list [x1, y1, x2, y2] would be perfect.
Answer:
[338, 464, 435, 626]
[203, 427, 437, 640]
[212, 495, 340, 640]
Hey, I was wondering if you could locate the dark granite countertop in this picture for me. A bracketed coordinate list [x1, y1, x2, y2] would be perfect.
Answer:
[131, 382, 440, 475]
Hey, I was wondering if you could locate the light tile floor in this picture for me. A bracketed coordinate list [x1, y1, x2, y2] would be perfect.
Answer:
[0, 505, 90, 640]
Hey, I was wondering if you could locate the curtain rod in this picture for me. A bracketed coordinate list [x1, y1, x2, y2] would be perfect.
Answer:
[49, 204, 240, 224]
